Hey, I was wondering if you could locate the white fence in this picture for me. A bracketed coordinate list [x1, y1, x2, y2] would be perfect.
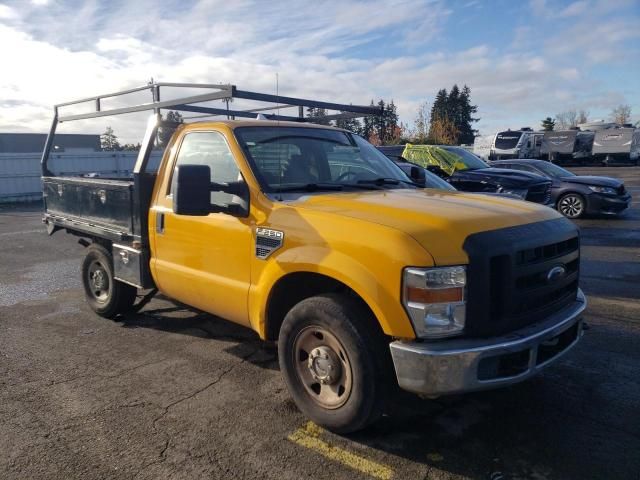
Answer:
[0, 152, 163, 203]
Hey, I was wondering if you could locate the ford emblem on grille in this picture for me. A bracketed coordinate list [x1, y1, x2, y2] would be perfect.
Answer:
[546, 265, 567, 283]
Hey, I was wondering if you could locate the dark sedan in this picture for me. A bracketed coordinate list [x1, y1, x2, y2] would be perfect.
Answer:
[491, 159, 632, 218]
[377, 145, 553, 205]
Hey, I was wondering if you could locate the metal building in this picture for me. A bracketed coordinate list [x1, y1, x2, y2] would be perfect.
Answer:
[0, 133, 100, 153]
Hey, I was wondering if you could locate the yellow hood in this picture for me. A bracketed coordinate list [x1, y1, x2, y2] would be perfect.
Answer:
[293, 188, 561, 265]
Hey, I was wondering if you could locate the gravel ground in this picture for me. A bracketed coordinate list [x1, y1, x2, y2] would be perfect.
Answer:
[1, 167, 639, 480]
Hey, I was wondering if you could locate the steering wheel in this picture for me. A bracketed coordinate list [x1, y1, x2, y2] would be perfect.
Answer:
[334, 171, 359, 182]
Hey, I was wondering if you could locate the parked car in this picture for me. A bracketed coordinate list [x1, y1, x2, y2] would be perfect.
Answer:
[491, 159, 632, 218]
[377, 145, 552, 205]
[381, 153, 456, 190]
[380, 154, 523, 200]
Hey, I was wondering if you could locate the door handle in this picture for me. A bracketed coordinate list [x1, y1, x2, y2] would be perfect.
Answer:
[156, 212, 165, 234]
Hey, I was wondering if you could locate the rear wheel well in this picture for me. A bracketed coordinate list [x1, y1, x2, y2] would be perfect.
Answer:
[265, 272, 382, 341]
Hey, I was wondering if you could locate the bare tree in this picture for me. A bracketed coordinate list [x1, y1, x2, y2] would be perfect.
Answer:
[577, 109, 589, 125]
[610, 104, 632, 125]
[555, 110, 578, 130]
[410, 101, 430, 144]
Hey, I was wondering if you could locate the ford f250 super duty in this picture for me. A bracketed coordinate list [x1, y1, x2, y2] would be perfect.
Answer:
[42, 83, 586, 433]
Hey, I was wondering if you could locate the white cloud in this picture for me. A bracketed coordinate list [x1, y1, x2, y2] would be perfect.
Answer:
[0, 0, 637, 140]
[0, 3, 18, 18]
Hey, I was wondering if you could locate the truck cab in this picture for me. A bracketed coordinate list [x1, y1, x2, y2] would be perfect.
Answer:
[42, 83, 586, 433]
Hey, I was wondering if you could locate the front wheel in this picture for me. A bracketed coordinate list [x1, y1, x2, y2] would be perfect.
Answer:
[81, 243, 137, 318]
[557, 193, 585, 219]
[278, 293, 391, 433]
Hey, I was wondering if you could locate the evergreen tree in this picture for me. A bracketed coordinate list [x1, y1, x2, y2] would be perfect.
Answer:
[383, 100, 400, 144]
[429, 89, 449, 142]
[541, 117, 555, 131]
[360, 100, 376, 141]
[335, 113, 362, 134]
[100, 126, 121, 151]
[430, 89, 448, 123]
[428, 85, 478, 144]
[457, 85, 479, 144]
[158, 110, 184, 147]
[306, 107, 330, 125]
[121, 143, 142, 151]
[374, 99, 386, 144]
[447, 84, 461, 127]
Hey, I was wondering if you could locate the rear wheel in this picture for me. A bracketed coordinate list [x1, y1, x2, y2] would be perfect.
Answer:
[278, 293, 391, 433]
[82, 243, 137, 318]
[558, 193, 585, 219]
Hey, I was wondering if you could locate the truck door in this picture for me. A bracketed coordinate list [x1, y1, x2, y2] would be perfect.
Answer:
[150, 130, 252, 326]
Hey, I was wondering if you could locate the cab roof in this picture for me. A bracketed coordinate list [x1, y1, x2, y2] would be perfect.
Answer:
[182, 119, 346, 131]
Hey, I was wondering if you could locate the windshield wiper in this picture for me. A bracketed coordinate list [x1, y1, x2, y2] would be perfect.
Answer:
[355, 177, 419, 187]
[272, 183, 344, 193]
[357, 177, 400, 186]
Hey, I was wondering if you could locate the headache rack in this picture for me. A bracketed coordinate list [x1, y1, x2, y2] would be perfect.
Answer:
[42, 82, 381, 288]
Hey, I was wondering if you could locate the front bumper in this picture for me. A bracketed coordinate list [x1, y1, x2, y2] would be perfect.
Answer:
[389, 289, 586, 396]
[586, 193, 631, 215]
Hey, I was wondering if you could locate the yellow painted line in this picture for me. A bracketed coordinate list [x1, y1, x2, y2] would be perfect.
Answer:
[287, 422, 393, 480]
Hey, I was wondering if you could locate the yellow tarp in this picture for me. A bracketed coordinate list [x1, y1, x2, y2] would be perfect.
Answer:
[400, 144, 466, 176]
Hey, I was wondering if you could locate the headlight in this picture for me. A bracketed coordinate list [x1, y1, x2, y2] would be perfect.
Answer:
[588, 185, 617, 195]
[402, 266, 466, 339]
[498, 187, 527, 199]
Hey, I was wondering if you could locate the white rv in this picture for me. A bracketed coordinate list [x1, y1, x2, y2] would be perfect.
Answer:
[540, 129, 595, 165]
[478, 129, 543, 160]
[472, 134, 494, 159]
[592, 127, 640, 165]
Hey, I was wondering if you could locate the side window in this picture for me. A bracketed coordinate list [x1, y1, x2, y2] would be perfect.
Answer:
[508, 164, 527, 171]
[511, 163, 536, 173]
[172, 131, 241, 205]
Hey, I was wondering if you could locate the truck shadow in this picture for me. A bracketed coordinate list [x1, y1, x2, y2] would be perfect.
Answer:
[118, 300, 279, 371]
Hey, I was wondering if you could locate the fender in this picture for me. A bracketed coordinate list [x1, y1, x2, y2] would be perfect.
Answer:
[248, 245, 422, 340]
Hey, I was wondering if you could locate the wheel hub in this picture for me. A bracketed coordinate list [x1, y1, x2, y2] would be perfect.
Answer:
[92, 269, 106, 290]
[308, 346, 341, 385]
[560, 196, 583, 217]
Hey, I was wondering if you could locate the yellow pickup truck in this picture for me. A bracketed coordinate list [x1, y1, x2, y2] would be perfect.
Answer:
[42, 83, 586, 433]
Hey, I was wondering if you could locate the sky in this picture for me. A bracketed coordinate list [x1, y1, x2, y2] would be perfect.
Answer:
[0, 0, 639, 143]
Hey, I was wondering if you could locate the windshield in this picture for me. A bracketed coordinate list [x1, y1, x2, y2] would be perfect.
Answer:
[234, 127, 413, 192]
[439, 146, 490, 171]
[533, 162, 575, 178]
[494, 131, 522, 150]
[424, 169, 457, 190]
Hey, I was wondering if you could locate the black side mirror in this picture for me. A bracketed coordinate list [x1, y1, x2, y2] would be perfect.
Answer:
[409, 166, 427, 187]
[172, 164, 250, 217]
[173, 164, 212, 216]
[426, 165, 448, 179]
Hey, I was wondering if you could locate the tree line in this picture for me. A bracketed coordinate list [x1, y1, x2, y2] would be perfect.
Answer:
[100, 111, 184, 151]
[308, 84, 479, 146]
[540, 104, 633, 131]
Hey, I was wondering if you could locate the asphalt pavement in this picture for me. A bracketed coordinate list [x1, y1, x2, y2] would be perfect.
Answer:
[1, 167, 639, 480]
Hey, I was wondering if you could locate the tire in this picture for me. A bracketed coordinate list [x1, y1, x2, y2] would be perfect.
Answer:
[278, 293, 392, 434]
[557, 193, 586, 219]
[81, 243, 137, 318]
